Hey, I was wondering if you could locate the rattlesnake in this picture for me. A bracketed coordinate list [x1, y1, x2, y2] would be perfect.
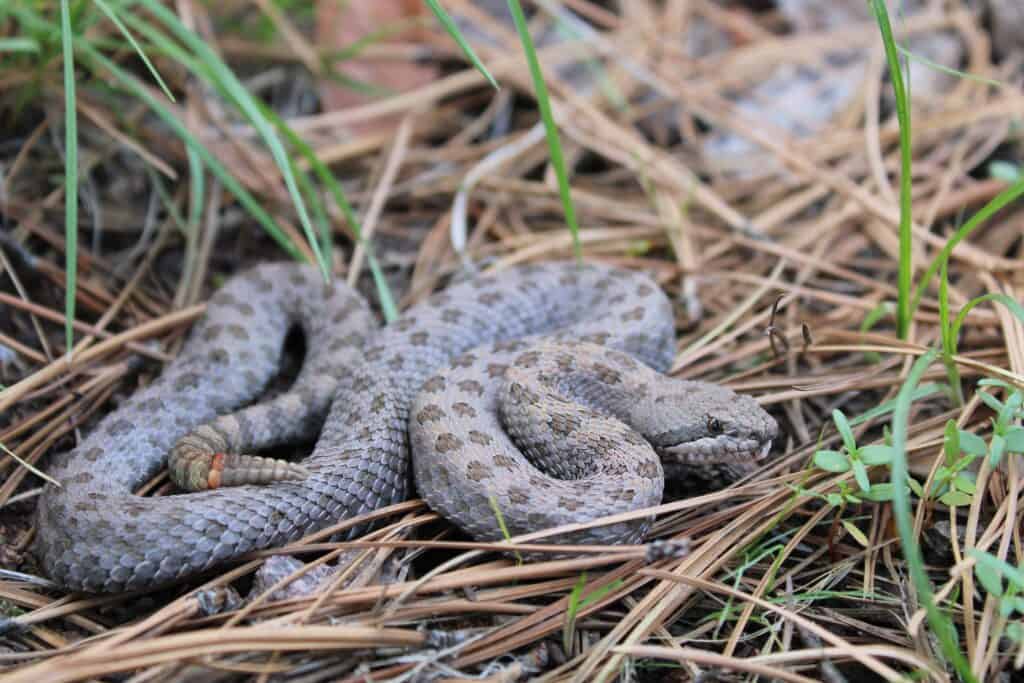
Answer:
[33, 261, 776, 592]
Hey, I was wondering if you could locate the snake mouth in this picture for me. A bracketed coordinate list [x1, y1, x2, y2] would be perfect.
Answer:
[659, 437, 773, 465]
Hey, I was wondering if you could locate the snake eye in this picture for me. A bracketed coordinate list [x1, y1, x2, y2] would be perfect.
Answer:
[706, 416, 723, 434]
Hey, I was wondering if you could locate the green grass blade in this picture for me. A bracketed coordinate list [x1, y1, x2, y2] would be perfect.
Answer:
[889, 348, 976, 682]
[138, 0, 328, 279]
[255, 102, 398, 321]
[0, 37, 41, 53]
[896, 45, 1004, 89]
[506, 0, 581, 261]
[951, 293, 1024, 347]
[910, 176, 1024, 316]
[77, 44, 304, 261]
[424, 0, 497, 89]
[868, 0, 912, 340]
[92, 0, 175, 101]
[60, 0, 78, 358]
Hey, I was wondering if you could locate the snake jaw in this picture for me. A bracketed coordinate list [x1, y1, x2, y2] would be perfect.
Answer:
[658, 435, 773, 466]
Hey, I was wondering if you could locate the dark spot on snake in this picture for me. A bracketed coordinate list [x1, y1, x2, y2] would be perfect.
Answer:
[595, 277, 613, 289]
[465, 460, 491, 481]
[226, 324, 250, 341]
[243, 370, 260, 387]
[559, 273, 579, 286]
[422, 376, 446, 393]
[637, 460, 661, 478]
[478, 291, 503, 305]
[441, 309, 462, 323]
[493, 339, 526, 353]
[365, 346, 385, 362]
[548, 411, 582, 436]
[70, 472, 93, 484]
[457, 379, 484, 396]
[370, 393, 387, 413]
[621, 307, 645, 322]
[106, 419, 133, 437]
[608, 294, 627, 305]
[289, 270, 308, 285]
[410, 332, 429, 346]
[202, 325, 223, 342]
[235, 302, 255, 316]
[452, 353, 476, 368]
[558, 496, 583, 511]
[507, 487, 529, 504]
[582, 331, 611, 346]
[431, 293, 452, 307]
[208, 348, 229, 364]
[468, 430, 492, 446]
[83, 447, 103, 462]
[636, 283, 654, 297]
[435, 433, 463, 454]
[513, 351, 541, 368]
[451, 402, 476, 418]
[416, 404, 446, 424]
[387, 355, 404, 371]
[592, 363, 622, 385]
[487, 363, 509, 378]
[394, 318, 417, 332]
[493, 453, 517, 469]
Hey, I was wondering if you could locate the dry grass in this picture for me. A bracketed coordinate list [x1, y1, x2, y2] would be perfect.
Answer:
[1, 1, 1023, 681]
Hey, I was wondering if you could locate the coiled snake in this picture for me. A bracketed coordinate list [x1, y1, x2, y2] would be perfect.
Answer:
[34, 261, 776, 592]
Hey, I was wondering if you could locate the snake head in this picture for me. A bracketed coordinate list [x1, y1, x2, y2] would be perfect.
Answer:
[639, 382, 777, 467]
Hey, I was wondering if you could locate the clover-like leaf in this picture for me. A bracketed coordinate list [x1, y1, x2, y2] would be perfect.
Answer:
[975, 562, 1004, 597]
[940, 490, 973, 507]
[814, 450, 851, 472]
[859, 444, 896, 465]
[953, 473, 976, 494]
[842, 520, 870, 547]
[851, 458, 871, 492]
[860, 482, 898, 501]
[978, 390, 1006, 415]
[831, 409, 857, 453]
[825, 492, 844, 507]
[990, 433, 1006, 467]
[1004, 426, 1024, 453]
[958, 430, 987, 457]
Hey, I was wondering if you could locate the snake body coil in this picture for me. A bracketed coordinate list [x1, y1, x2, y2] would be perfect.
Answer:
[34, 261, 775, 592]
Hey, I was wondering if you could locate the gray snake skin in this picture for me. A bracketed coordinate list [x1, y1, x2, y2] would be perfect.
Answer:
[34, 261, 776, 592]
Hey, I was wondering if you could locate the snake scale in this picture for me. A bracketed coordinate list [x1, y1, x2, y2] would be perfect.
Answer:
[34, 261, 776, 592]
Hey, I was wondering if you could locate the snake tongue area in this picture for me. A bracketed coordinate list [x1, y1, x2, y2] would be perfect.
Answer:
[35, 260, 696, 593]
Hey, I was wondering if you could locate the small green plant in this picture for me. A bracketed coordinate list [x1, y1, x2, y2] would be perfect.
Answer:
[974, 381, 1024, 467]
[487, 495, 522, 565]
[927, 420, 985, 507]
[813, 409, 899, 500]
[563, 573, 622, 654]
[970, 551, 1024, 650]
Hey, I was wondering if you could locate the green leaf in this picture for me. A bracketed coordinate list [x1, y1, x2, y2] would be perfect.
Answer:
[848, 383, 943, 426]
[851, 458, 871, 492]
[958, 430, 988, 456]
[842, 520, 870, 547]
[825, 493, 844, 507]
[939, 490, 974, 507]
[1007, 622, 1023, 643]
[93, 0, 175, 101]
[974, 562, 1004, 597]
[953, 473, 976, 494]
[978, 390, 1006, 416]
[0, 37, 40, 52]
[832, 409, 857, 453]
[861, 482, 897, 501]
[943, 420, 960, 462]
[906, 477, 924, 498]
[814, 450, 851, 473]
[1004, 426, 1024, 453]
[990, 433, 1006, 467]
[860, 444, 896, 465]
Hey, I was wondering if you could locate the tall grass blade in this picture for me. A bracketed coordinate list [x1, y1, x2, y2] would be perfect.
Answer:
[93, 0, 175, 101]
[424, 0, 497, 89]
[506, 0, 581, 260]
[889, 349, 976, 682]
[60, 0, 78, 358]
[868, 0, 912, 340]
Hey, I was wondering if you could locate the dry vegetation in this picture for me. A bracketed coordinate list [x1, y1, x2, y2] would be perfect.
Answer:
[1, 1, 1023, 681]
